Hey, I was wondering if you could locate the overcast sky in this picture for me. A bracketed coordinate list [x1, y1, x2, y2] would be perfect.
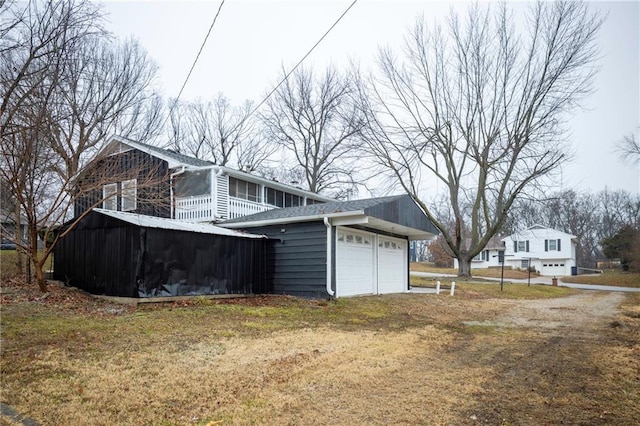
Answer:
[102, 0, 639, 195]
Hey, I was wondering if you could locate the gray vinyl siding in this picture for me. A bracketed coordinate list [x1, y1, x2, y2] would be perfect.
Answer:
[248, 221, 328, 298]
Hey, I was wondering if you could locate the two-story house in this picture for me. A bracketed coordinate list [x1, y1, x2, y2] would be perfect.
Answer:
[57, 135, 438, 299]
[502, 225, 578, 276]
[454, 226, 578, 276]
[73, 135, 334, 222]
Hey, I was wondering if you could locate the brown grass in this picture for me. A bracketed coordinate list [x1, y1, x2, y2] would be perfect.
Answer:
[561, 270, 640, 287]
[411, 262, 539, 279]
[1, 280, 638, 425]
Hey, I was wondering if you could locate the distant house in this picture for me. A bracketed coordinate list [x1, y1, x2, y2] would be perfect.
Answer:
[503, 225, 577, 276]
[455, 225, 578, 276]
[55, 136, 439, 299]
[453, 236, 505, 270]
[0, 209, 27, 246]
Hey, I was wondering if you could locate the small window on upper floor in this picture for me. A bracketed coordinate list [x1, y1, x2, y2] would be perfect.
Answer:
[121, 179, 137, 211]
[545, 239, 561, 252]
[103, 183, 117, 210]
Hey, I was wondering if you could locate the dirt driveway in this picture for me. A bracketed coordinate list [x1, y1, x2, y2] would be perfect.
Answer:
[470, 291, 625, 334]
[1, 283, 638, 426]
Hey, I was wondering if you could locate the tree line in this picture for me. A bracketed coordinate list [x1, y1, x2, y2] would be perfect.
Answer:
[2, 0, 621, 289]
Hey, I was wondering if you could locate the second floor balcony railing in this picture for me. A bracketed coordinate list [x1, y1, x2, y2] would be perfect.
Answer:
[228, 197, 273, 219]
[175, 194, 275, 222]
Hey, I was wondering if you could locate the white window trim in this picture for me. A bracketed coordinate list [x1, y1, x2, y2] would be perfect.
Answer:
[103, 183, 117, 210]
[121, 179, 137, 212]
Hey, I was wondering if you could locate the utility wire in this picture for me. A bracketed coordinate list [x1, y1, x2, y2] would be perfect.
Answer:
[161, 0, 225, 132]
[231, 0, 359, 134]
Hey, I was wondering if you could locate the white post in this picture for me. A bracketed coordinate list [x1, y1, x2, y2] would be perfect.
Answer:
[450, 282, 455, 296]
[436, 280, 441, 294]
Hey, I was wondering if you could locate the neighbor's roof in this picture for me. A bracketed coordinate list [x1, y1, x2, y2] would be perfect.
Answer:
[93, 208, 265, 239]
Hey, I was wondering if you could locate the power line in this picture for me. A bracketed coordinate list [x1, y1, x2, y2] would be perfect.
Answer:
[233, 0, 359, 134]
[161, 0, 225, 131]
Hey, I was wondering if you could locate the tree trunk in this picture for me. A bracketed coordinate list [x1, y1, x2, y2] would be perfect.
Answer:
[457, 257, 472, 278]
[14, 203, 23, 272]
[35, 261, 48, 293]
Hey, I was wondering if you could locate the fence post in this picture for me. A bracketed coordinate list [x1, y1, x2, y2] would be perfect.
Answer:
[436, 280, 441, 294]
[450, 281, 455, 296]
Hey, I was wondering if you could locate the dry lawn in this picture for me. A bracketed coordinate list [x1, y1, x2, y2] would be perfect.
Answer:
[1, 279, 639, 425]
[411, 262, 539, 280]
[561, 270, 640, 288]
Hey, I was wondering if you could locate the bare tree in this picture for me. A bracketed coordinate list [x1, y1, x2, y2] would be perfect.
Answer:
[1, 0, 164, 291]
[616, 132, 640, 165]
[356, 2, 603, 276]
[261, 65, 365, 196]
[166, 94, 275, 171]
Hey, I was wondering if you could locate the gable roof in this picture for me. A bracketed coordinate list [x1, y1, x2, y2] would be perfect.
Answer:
[106, 136, 213, 168]
[504, 225, 578, 241]
[91, 208, 265, 239]
[221, 194, 439, 240]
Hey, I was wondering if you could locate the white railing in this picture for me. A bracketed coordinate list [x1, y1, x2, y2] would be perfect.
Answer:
[228, 197, 273, 219]
[175, 195, 214, 222]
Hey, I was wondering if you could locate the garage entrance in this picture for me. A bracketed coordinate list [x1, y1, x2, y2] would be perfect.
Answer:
[336, 227, 408, 297]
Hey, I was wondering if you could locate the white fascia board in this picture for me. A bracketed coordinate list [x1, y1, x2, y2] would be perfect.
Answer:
[219, 211, 366, 229]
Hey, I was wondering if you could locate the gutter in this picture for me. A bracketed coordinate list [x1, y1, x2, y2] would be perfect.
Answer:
[324, 217, 335, 297]
[220, 210, 366, 229]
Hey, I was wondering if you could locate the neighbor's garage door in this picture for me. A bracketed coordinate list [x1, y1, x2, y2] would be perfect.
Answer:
[377, 235, 407, 294]
[336, 228, 375, 297]
[541, 261, 566, 276]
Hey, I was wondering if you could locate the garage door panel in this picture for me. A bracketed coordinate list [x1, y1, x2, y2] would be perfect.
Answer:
[336, 228, 375, 297]
[378, 236, 407, 294]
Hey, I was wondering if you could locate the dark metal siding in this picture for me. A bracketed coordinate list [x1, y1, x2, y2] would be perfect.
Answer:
[73, 149, 171, 218]
[364, 196, 438, 234]
[248, 221, 328, 298]
[53, 211, 268, 298]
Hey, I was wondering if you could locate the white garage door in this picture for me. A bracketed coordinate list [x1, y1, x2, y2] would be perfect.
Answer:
[541, 261, 566, 276]
[336, 228, 375, 297]
[377, 236, 407, 294]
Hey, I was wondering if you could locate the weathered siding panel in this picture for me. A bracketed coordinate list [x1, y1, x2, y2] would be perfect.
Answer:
[74, 149, 171, 218]
[248, 221, 328, 298]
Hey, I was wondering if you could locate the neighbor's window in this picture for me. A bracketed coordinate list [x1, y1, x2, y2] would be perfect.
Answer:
[521, 259, 530, 269]
[546, 239, 561, 251]
[103, 183, 117, 210]
[121, 179, 137, 211]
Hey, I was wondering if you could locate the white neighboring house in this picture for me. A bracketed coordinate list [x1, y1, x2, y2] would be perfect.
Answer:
[502, 225, 577, 276]
[453, 236, 505, 270]
[454, 225, 578, 276]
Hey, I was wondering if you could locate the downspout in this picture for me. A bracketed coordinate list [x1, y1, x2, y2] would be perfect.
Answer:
[212, 166, 224, 221]
[324, 217, 334, 297]
[170, 166, 186, 219]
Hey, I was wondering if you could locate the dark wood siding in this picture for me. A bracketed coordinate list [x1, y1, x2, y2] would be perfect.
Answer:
[74, 149, 171, 218]
[249, 221, 328, 298]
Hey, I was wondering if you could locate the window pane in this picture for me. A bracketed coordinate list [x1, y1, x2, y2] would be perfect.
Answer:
[121, 179, 137, 211]
[229, 177, 238, 197]
[518, 241, 526, 252]
[548, 239, 557, 251]
[103, 184, 117, 210]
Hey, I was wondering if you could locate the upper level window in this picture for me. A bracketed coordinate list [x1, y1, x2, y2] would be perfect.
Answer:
[103, 183, 117, 210]
[514, 240, 529, 253]
[121, 179, 137, 211]
[306, 198, 324, 205]
[229, 177, 260, 202]
[265, 187, 303, 207]
[546, 239, 561, 251]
